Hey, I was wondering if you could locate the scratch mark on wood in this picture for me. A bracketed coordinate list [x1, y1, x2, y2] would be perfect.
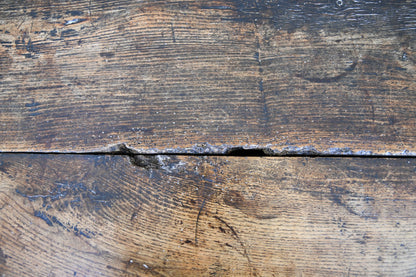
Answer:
[171, 23, 176, 43]
[214, 216, 258, 276]
[194, 198, 206, 245]
[296, 61, 358, 83]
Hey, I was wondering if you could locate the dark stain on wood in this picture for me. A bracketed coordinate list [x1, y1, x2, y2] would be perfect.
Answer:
[202, 0, 416, 32]
[16, 180, 116, 212]
[223, 190, 278, 219]
[99, 51, 115, 58]
[60, 28, 78, 38]
[291, 184, 378, 219]
[33, 210, 53, 226]
[328, 186, 378, 219]
[129, 155, 164, 170]
[66, 10, 84, 17]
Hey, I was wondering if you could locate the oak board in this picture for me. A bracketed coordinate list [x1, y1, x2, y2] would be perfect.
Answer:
[1, 154, 416, 276]
[1, 1, 416, 276]
[0, 1, 415, 154]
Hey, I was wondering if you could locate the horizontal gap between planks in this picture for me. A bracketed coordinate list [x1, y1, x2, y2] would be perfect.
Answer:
[0, 150, 415, 159]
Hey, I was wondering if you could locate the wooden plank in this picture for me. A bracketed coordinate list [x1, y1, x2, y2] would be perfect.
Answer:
[0, 1, 415, 154]
[1, 154, 416, 276]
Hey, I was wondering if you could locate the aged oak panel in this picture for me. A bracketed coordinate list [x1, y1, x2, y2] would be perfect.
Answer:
[1, 154, 416, 276]
[0, 1, 415, 154]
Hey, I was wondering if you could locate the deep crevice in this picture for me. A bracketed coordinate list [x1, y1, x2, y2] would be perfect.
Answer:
[0, 150, 415, 159]
[225, 147, 269, 156]
[1, 144, 416, 158]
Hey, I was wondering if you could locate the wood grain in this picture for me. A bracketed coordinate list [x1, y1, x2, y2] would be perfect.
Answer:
[1, 154, 416, 276]
[0, 1, 415, 154]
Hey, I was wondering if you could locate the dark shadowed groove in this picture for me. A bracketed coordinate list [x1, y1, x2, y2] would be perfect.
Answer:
[0, 147, 416, 159]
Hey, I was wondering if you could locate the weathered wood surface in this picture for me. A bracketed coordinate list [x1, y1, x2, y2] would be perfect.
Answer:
[0, 1, 415, 154]
[1, 154, 416, 276]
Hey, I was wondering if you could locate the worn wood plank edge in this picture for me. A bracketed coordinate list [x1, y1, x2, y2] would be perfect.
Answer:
[1, 143, 415, 157]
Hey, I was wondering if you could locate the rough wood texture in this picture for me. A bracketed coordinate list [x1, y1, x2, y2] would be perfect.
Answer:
[1, 154, 416, 276]
[0, 1, 415, 154]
